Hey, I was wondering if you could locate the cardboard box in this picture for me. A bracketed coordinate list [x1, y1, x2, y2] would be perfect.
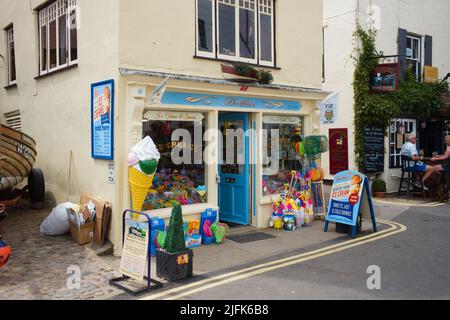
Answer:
[69, 219, 95, 245]
[79, 192, 108, 245]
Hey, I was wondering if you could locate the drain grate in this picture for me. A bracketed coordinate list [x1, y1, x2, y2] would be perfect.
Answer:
[227, 232, 276, 244]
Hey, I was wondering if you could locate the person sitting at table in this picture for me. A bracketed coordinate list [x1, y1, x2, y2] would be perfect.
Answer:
[400, 134, 434, 185]
[428, 135, 450, 177]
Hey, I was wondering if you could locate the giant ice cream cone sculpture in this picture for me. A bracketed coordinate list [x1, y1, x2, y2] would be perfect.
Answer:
[128, 136, 160, 219]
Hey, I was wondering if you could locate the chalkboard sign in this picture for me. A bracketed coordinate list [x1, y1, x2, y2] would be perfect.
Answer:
[363, 127, 385, 174]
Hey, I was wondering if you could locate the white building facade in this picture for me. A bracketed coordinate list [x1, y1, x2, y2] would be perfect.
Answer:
[323, 0, 450, 191]
[1, 0, 327, 254]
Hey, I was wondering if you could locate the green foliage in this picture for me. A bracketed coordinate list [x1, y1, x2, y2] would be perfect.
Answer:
[372, 178, 387, 193]
[257, 69, 274, 85]
[164, 204, 187, 253]
[353, 26, 448, 169]
[232, 62, 257, 75]
[231, 62, 274, 85]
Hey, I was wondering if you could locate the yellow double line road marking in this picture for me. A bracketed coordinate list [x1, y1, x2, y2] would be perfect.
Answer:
[373, 199, 447, 207]
[140, 219, 406, 300]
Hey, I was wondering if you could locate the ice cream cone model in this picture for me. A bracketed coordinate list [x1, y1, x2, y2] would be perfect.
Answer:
[128, 136, 160, 220]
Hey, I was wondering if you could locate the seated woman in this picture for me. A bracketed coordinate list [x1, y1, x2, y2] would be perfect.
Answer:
[427, 135, 450, 178]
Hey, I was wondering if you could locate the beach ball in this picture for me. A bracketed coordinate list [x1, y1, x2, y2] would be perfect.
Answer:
[0, 240, 11, 269]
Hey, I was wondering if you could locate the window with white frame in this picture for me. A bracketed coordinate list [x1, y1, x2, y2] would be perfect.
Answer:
[6, 26, 16, 85]
[389, 119, 417, 168]
[39, 0, 78, 75]
[196, 0, 275, 66]
[406, 35, 421, 80]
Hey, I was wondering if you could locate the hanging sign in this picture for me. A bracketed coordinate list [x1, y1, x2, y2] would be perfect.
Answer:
[320, 93, 339, 125]
[363, 127, 385, 174]
[119, 219, 150, 281]
[370, 63, 399, 93]
[161, 91, 302, 111]
[329, 129, 349, 175]
[324, 171, 377, 237]
[91, 80, 114, 160]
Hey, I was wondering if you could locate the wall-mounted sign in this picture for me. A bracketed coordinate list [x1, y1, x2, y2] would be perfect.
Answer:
[262, 116, 302, 124]
[370, 63, 399, 93]
[91, 80, 114, 160]
[320, 93, 339, 125]
[324, 170, 377, 238]
[329, 129, 349, 175]
[161, 91, 302, 111]
[144, 111, 204, 122]
[424, 66, 439, 83]
[363, 127, 385, 174]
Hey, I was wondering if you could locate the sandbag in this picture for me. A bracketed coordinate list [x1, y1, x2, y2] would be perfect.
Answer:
[40, 202, 77, 236]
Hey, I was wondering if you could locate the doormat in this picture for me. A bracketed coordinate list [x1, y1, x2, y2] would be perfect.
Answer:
[227, 232, 276, 244]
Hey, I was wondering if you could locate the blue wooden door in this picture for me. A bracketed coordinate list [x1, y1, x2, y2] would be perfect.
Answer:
[218, 113, 250, 225]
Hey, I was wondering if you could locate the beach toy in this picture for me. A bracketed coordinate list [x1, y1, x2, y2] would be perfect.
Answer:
[203, 220, 214, 238]
[197, 185, 207, 197]
[211, 223, 227, 244]
[157, 231, 167, 248]
[0, 240, 11, 269]
[273, 216, 283, 230]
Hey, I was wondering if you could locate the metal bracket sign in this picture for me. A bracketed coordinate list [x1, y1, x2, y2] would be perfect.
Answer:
[324, 170, 378, 238]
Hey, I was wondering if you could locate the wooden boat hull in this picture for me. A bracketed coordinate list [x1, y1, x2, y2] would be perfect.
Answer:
[0, 125, 37, 191]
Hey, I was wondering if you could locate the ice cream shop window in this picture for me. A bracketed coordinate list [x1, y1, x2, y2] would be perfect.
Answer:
[262, 116, 304, 196]
[141, 111, 207, 210]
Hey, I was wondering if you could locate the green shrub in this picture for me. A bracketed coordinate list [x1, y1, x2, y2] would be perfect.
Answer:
[163, 204, 187, 253]
[372, 178, 387, 194]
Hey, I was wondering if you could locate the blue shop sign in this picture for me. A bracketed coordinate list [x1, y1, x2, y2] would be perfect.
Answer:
[161, 91, 302, 111]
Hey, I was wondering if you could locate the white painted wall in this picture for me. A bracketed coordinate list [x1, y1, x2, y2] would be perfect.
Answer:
[0, 0, 121, 243]
[323, 0, 450, 191]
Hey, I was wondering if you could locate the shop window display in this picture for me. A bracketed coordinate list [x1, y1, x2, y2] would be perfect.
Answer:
[262, 117, 304, 196]
[142, 117, 207, 210]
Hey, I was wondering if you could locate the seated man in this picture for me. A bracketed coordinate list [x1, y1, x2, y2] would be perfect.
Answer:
[400, 134, 433, 185]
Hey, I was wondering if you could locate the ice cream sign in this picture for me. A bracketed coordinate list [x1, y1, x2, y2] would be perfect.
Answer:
[324, 170, 378, 237]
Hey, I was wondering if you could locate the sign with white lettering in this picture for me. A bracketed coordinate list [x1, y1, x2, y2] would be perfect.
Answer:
[161, 91, 302, 111]
[324, 170, 377, 237]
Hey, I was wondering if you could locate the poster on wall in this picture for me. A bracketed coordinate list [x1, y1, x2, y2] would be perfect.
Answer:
[370, 63, 399, 93]
[91, 79, 114, 160]
[329, 129, 349, 175]
[320, 93, 339, 125]
[324, 170, 377, 237]
[119, 219, 150, 281]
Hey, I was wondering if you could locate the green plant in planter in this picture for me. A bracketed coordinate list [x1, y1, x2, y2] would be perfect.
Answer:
[232, 62, 257, 76]
[257, 69, 274, 85]
[164, 204, 187, 253]
[372, 178, 387, 195]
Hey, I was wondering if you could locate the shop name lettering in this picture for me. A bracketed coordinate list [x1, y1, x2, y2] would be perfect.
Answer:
[186, 96, 286, 108]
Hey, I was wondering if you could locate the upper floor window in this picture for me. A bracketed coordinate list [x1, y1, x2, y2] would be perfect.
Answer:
[406, 35, 421, 80]
[196, 0, 275, 67]
[6, 26, 16, 85]
[39, 0, 78, 75]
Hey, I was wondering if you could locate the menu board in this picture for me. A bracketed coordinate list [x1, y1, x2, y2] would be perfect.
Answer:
[363, 127, 385, 174]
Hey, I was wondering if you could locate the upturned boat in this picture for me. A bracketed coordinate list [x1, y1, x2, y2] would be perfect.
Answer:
[0, 124, 37, 192]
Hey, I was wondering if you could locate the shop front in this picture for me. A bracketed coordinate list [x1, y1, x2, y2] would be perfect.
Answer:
[118, 72, 328, 239]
